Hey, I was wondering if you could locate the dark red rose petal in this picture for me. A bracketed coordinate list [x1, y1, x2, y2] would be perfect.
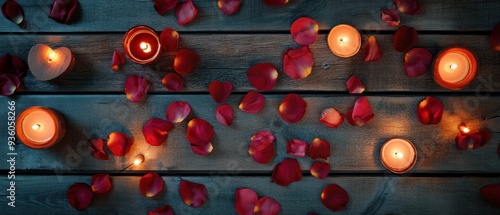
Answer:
[175, 0, 198, 25]
[160, 28, 179, 52]
[215, 104, 234, 126]
[417, 96, 443, 125]
[179, 180, 207, 207]
[364, 36, 383, 62]
[209, 80, 233, 103]
[174, 49, 200, 75]
[111, 50, 125, 71]
[235, 188, 258, 215]
[218, 0, 242, 15]
[455, 129, 491, 150]
[286, 139, 308, 157]
[320, 108, 344, 128]
[49, 0, 78, 24]
[107, 132, 133, 156]
[166, 101, 191, 123]
[308, 138, 331, 160]
[124, 75, 151, 103]
[279, 93, 307, 123]
[346, 96, 375, 127]
[88, 138, 109, 160]
[381, 9, 400, 27]
[283, 45, 314, 80]
[346, 75, 365, 94]
[394, 0, 422, 15]
[90, 174, 111, 194]
[239, 91, 266, 114]
[186, 118, 214, 155]
[247, 63, 278, 91]
[321, 184, 349, 212]
[492, 23, 500, 51]
[404, 47, 432, 77]
[310, 161, 330, 179]
[2, 0, 24, 24]
[272, 158, 302, 186]
[262, 0, 288, 6]
[481, 184, 500, 208]
[290, 17, 319, 45]
[140, 172, 164, 198]
[153, 0, 178, 15]
[0, 53, 26, 77]
[162, 73, 185, 92]
[394, 26, 418, 53]
[0, 73, 20, 96]
[143, 118, 174, 146]
[67, 183, 93, 210]
[248, 130, 275, 164]
[148, 205, 174, 215]
[254, 197, 281, 215]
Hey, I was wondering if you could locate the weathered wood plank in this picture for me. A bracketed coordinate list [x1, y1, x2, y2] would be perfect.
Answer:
[1, 95, 499, 173]
[0, 0, 499, 33]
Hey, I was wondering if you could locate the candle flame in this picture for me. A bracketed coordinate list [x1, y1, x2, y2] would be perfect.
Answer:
[48, 51, 56, 62]
[450, 63, 458, 70]
[140, 42, 151, 53]
[395, 152, 403, 159]
[458, 123, 470, 134]
[133, 154, 145, 165]
[32, 123, 41, 130]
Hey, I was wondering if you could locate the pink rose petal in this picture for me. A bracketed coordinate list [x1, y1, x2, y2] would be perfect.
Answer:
[346, 96, 375, 127]
[286, 139, 308, 157]
[254, 197, 281, 215]
[166, 101, 191, 123]
[179, 180, 207, 207]
[91, 174, 112, 194]
[248, 130, 275, 164]
[215, 104, 234, 126]
[235, 188, 258, 215]
[290, 17, 319, 45]
[124, 75, 151, 103]
[162, 73, 185, 92]
[218, 0, 242, 15]
[175, 0, 198, 25]
[320, 108, 344, 128]
[346, 75, 365, 94]
[381, 9, 400, 27]
[111, 50, 125, 71]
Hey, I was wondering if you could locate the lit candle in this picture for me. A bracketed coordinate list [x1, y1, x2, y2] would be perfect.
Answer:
[16, 106, 66, 149]
[433, 47, 477, 90]
[123, 25, 161, 65]
[380, 138, 417, 174]
[27, 44, 75, 81]
[327, 24, 361, 58]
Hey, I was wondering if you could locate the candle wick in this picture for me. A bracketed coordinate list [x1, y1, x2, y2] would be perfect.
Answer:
[339, 37, 348, 43]
[449, 63, 457, 70]
[48, 52, 56, 62]
[395, 152, 403, 158]
[32, 123, 41, 131]
[140, 42, 151, 53]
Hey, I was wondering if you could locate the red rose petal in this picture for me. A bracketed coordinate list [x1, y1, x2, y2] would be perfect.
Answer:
[492, 23, 500, 51]
[346, 96, 375, 126]
[247, 63, 278, 91]
[282, 45, 314, 80]
[111, 50, 125, 71]
[143, 118, 174, 146]
[480, 184, 500, 208]
[416, 96, 443, 125]
[394, 26, 418, 53]
[124, 75, 151, 103]
[186, 118, 214, 155]
[88, 138, 109, 160]
[364, 36, 383, 62]
[262, 0, 288, 7]
[271, 158, 302, 186]
[248, 130, 275, 164]
[148, 205, 174, 215]
[320, 108, 344, 128]
[153, 0, 178, 15]
[235, 188, 258, 215]
[209, 80, 233, 103]
[279, 93, 307, 123]
[0, 73, 20, 96]
[215, 104, 234, 126]
[175, 0, 198, 25]
[394, 0, 423, 15]
[310, 161, 330, 179]
[239, 91, 266, 114]
[0, 53, 26, 77]
[346, 75, 365, 94]
[218, 0, 242, 15]
[91, 174, 111, 194]
[49, 0, 78, 24]
[67, 183, 93, 210]
[290, 17, 319, 45]
[2, 0, 24, 25]
[140, 172, 164, 198]
[166, 101, 191, 123]
[179, 180, 207, 207]
[308, 138, 331, 160]
[254, 197, 281, 215]
[381, 9, 400, 27]
[160, 28, 179, 52]
[321, 184, 349, 212]
[455, 129, 490, 150]
[174, 48, 200, 75]
[162, 73, 185, 92]
[404, 48, 432, 77]
[107, 132, 133, 156]
[286, 139, 308, 157]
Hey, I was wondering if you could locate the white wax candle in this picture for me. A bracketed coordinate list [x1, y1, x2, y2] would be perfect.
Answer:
[381, 138, 417, 173]
[327, 24, 361, 58]
[21, 110, 57, 144]
[438, 52, 470, 83]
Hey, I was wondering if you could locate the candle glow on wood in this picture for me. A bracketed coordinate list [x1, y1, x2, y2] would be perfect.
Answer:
[134, 154, 145, 165]
[458, 122, 470, 134]
[16, 107, 66, 149]
[327, 24, 361, 58]
[123, 25, 161, 65]
[380, 138, 417, 174]
[433, 47, 477, 90]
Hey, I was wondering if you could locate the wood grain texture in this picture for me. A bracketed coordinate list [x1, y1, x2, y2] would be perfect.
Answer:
[0, 0, 499, 33]
[1, 95, 499, 173]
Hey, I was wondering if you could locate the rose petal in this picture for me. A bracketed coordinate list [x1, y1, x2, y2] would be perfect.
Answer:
[286, 139, 308, 157]
[364, 36, 383, 62]
[162, 73, 185, 92]
[381, 9, 400, 27]
[107, 132, 133, 156]
[239, 91, 266, 114]
[491, 23, 500, 51]
[49, 0, 78, 24]
[455, 129, 490, 150]
[235, 188, 258, 215]
[2, 0, 24, 25]
[481, 184, 500, 208]
[254, 197, 281, 215]
[290, 17, 319, 45]
[394, 0, 423, 15]
[248, 130, 275, 164]
[186, 118, 214, 155]
[394, 26, 418, 53]
[179, 180, 207, 207]
[416, 96, 443, 125]
[67, 183, 93, 210]
[88, 138, 109, 160]
[124, 75, 151, 103]
[140, 172, 164, 198]
[160, 28, 179, 52]
[278, 93, 307, 123]
[320, 108, 344, 128]
[346, 96, 375, 126]
[247, 63, 278, 91]
[282, 45, 314, 80]
[321, 184, 349, 212]
[310, 161, 330, 179]
[166, 101, 191, 123]
[174, 49, 200, 75]
[218, 0, 242, 15]
[216, 104, 234, 126]
[209, 80, 233, 103]
[175, 0, 198, 25]
[153, 0, 178, 15]
[111, 50, 125, 71]
[91, 174, 111, 194]
[346, 75, 365, 94]
[262, 0, 288, 7]
[148, 205, 174, 215]
[308, 138, 331, 160]
[404, 48, 432, 77]
[0, 53, 26, 77]
[271, 158, 302, 186]
[143, 118, 174, 146]
[0, 74, 20, 96]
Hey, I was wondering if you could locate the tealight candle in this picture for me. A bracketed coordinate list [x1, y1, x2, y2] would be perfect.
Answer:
[380, 138, 417, 174]
[327, 24, 361, 58]
[16, 106, 66, 149]
[27, 44, 75, 81]
[433, 47, 477, 90]
[123, 25, 162, 65]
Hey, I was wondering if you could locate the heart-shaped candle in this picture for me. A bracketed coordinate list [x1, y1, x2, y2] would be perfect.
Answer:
[27, 44, 75, 81]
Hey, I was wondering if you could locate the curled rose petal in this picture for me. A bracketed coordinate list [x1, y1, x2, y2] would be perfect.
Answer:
[209, 80, 233, 103]
[67, 183, 93, 210]
[0, 53, 26, 77]
[143, 118, 174, 146]
[2, 0, 24, 25]
[456, 129, 491, 150]
[272, 158, 302, 186]
[346, 75, 365, 94]
[107, 132, 133, 156]
[381, 9, 400, 27]
[140, 172, 164, 198]
[262, 0, 288, 7]
[248, 130, 275, 164]
[174, 49, 200, 75]
[49, 0, 78, 24]
[394, 0, 422, 15]
[0, 74, 20, 96]
[364, 36, 383, 62]
[286, 139, 308, 157]
[394, 26, 418, 53]
[162, 73, 185, 92]
[124, 75, 151, 103]
[179, 180, 207, 207]
[279, 93, 306, 123]
[160, 28, 179, 52]
[404, 48, 432, 77]
[247, 63, 278, 91]
[480, 184, 500, 208]
[153, 0, 178, 15]
[308, 138, 331, 160]
[290, 17, 319, 45]
[215, 104, 234, 126]
[148, 205, 174, 215]
[111, 50, 125, 71]
[416, 96, 443, 125]
[91, 174, 112, 194]
[283, 45, 314, 80]
[254, 197, 281, 215]
[346, 96, 375, 127]
[186, 118, 214, 155]
[310, 161, 330, 179]
[321, 184, 349, 212]
[492, 23, 500, 51]
[320, 108, 344, 128]
[88, 138, 109, 160]
[166, 101, 191, 123]
[175, 0, 198, 25]
[218, 0, 242, 15]
[239, 91, 266, 114]
[235, 188, 258, 215]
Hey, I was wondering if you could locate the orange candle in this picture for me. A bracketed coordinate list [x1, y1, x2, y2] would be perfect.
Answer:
[123, 25, 161, 65]
[327, 24, 361, 58]
[16, 106, 66, 149]
[380, 138, 417, 174]
[433, 47, 477, 90]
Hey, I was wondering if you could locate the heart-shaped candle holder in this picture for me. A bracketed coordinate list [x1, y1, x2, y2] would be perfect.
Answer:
[27, 44, 75, 81]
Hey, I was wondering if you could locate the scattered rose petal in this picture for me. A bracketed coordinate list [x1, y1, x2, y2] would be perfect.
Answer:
[247, 63, 278, 91]
[290, 17, 319, 45]
[49, 0, 78, 24]
[218, 0, 242, 15]
[160, 28, 179, 52]
[186, 118, 214, 155]
[143, 118, 174, 146]
[148, 205, 174, 215]
[216, 104, 234, 126]
[404, 48, 432, 77]
[272, 158, 302, 186]
[492, 23, 500, 51]
[67, 183, 93, 210]
[416, 96, 443, 125]
[239, 91, 266, 114]
[286, 139, 308, 157]
[308, 138, 331, 160]
[179, 180, 207, 207]
[111, 50, 125, 71]
[248, 130, 275, 164]
[481, 184, 500, 208]
[0, 53, 26, 77]
[235, 188, 258, 215]
[166, 101, 191, 123]
[262, 0, 288, 6]
[175, 0, 198, 25]
[346, 75, 365, 94]
[456, 129, 491, 150]
[140, 172, 164, 198]
[364, 36, 383, 62]
[310, 161, 330, 179]
[346, 96, 375, 126]
[394, 26, 418, 53]
[381, 9, 400, 27]
[153, 0, 178, 15]
[107, 132, 133, 156]
[91, 174, 111, 194]
[174, 49, 200, 75]
[254, 197, 281, 215]
[394, 0, 422, 15]
[279, 93, 306, 123]
[320, 108, 344, 128]
[209, 80, 233, 103]
[321, 184, 349, 212]
[124, 75, 151, 102]
[283, 46, 314, 80]
[162, 73, 184, 92]
[2, 0, 24, 25]
[88, 138, 109, 160]
[0, 74, 20, 96]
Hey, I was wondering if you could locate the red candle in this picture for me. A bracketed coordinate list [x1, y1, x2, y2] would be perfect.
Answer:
[16, 106, 66, 149]
[433, 47, 477, 90]
[123, 25, 161, 65]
